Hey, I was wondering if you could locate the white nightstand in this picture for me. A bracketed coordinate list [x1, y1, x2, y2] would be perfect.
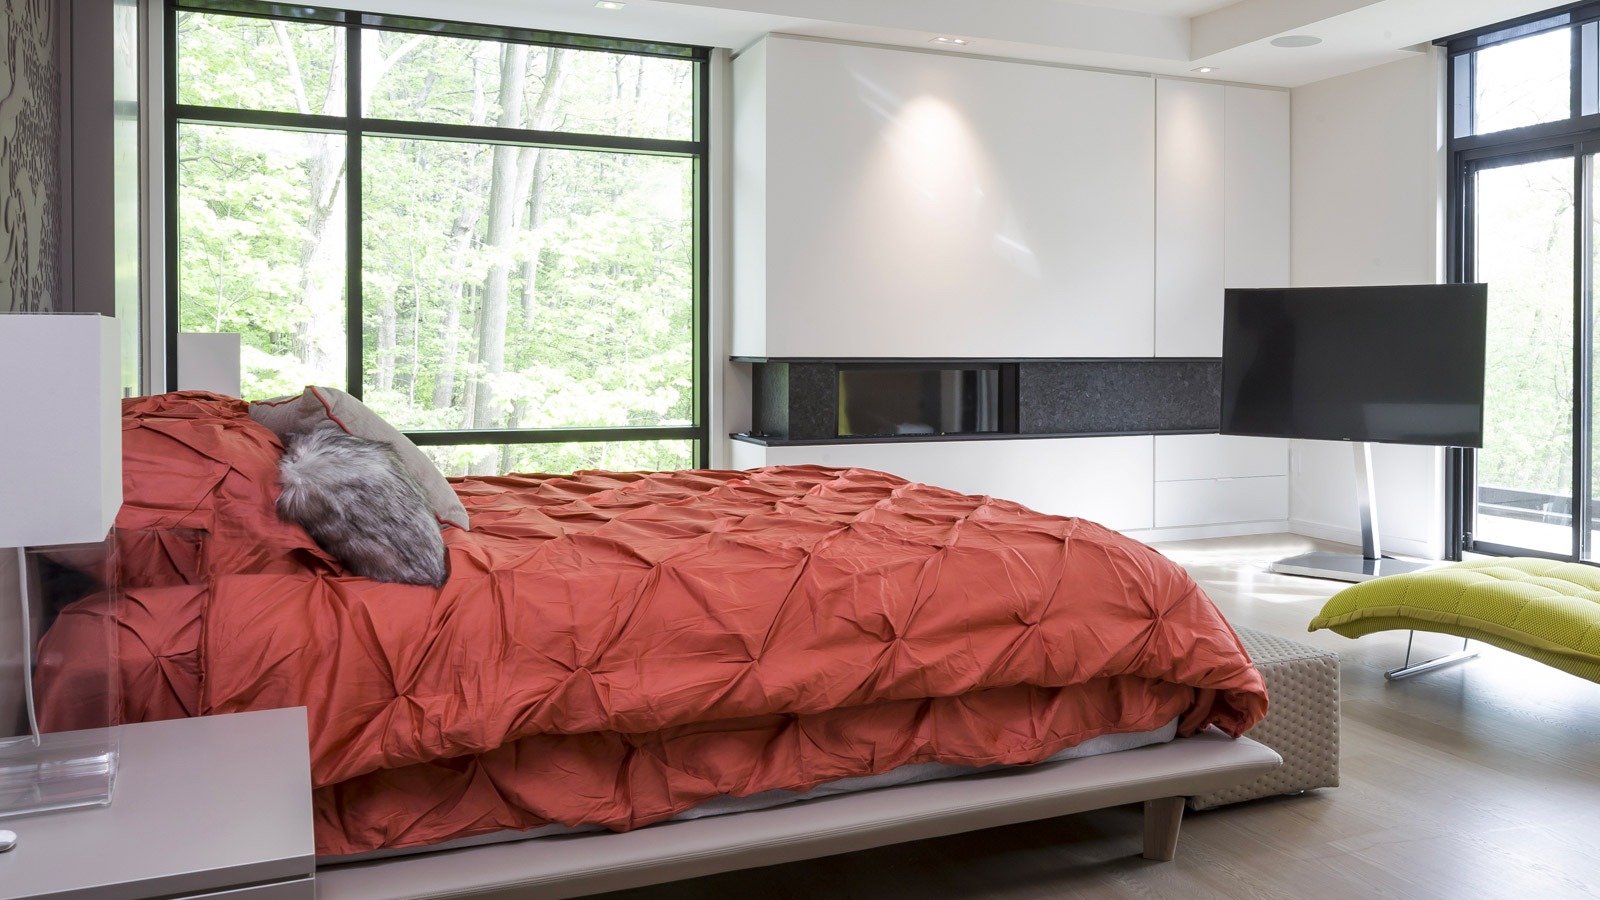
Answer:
[0, 708, 315, 900]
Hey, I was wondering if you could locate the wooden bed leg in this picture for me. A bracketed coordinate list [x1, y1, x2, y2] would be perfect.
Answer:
[1141, 796, 1185, 861]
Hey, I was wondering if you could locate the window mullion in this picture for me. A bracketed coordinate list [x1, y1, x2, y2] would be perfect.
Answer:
[358, 118, 700, 158]
[1573, 154, 1592, 559]
[164, 1, 181, 392]
[1582, 22, 1599, 116]
[405, 426, 702, 446]
[345, 22, 363, 399]
[174, 105, 346, 133]
[1574, 24, 1584, 120]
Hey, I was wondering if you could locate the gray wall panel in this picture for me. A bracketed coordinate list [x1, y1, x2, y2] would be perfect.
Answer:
[1, 0, 62, 313]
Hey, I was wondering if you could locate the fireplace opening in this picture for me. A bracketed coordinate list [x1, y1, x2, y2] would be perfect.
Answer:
[837, 365, 1009, 437]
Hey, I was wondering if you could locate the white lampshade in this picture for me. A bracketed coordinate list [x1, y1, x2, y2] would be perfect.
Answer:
[0, 314, 122, 547]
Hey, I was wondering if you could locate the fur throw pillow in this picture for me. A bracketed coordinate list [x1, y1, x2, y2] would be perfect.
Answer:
[276, 427, 448, 587]
[251, 386, 470, 531]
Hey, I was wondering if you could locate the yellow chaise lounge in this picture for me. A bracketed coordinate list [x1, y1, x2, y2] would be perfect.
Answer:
[1309, 558, 1600, 683]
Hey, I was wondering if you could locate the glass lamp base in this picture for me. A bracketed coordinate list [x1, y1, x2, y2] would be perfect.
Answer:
[0, 727, 117, 818]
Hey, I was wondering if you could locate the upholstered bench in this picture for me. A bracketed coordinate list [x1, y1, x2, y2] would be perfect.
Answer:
[1188, 625, 1340, 810]
[1308, 558, 1600, 683]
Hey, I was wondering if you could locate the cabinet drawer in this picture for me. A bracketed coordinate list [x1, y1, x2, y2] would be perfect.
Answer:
[1154, 434, 1287, 481]
[182, 878, 315, 900]
[1154, 476, 1287, 527]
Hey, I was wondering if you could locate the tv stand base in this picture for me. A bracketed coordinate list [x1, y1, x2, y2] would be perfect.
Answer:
[1268, 551, 1439, 583]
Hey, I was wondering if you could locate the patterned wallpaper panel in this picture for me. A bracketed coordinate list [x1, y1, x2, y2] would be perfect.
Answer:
[1, 0, 60, 313]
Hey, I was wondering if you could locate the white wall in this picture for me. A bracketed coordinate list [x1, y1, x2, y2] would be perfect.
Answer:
[1289, 49, 1447, 559]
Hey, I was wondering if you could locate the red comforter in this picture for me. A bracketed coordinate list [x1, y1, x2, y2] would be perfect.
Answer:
[37, 394, 1267, 856]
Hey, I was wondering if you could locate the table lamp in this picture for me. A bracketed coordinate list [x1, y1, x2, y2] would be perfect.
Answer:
[0, 312, 122, 819]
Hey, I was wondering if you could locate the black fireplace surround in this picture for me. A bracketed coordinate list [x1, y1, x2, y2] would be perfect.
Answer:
[733, 357, 1221, 446]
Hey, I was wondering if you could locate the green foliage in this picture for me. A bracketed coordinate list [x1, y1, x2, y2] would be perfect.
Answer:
[177, 123, 348, 389]
[176, 13, 698, 475]
[421, 440, 692, 478]
[366, 33, 692, 139]
[1475, 158, 1574, 498]
[178, 13, 342, 114]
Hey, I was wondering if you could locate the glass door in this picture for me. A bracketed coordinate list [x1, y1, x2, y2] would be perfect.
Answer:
[1589, 152, 1600, 558]
[1467, 152, 1579, 558]
[1448, 7, 1600, 563]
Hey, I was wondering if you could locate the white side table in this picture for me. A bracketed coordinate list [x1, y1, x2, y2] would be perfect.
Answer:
[0, 707, 315, 900]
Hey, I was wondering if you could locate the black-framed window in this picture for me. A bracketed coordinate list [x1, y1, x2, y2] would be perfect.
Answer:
[1445, 2, 1600, 561]
[167, 1, 709, 476]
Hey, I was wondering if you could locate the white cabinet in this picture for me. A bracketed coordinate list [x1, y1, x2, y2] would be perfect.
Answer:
[1, 709, 314, 900]
[1154, 477, 1289, 529]
[1224, 86, 1291, 291]
[741, 436, 1156, 533]
[1145, 81, 1291, 534]
[735, 35, 1156, 359]
[1152, 434, 1288, 530]
[1155, 433, 1288, 481]
[728, 44, 1291, 539]
[737, 434, 1288, 539]
[1155, 80, 1226, 358]
[1155, 80, 1290, 357]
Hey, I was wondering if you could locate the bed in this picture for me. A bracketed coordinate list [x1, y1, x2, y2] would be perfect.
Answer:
[32, 392, 1278, 895]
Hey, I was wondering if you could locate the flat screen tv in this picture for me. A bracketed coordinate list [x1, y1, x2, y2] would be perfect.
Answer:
[1220, 284, 1488, 447]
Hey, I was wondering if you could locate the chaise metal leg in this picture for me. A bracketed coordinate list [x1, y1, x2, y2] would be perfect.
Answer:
[1141, 796, 1185, 861]
[1384, 631, 1477, 681]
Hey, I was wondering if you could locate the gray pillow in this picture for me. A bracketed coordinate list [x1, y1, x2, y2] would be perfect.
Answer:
[251, 386, 470, 531]
[276, 427, 448, 587]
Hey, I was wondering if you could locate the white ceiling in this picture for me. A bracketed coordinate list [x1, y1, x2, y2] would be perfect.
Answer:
[366, 0, 1565, 87]
[1056, 0, 1241, 17]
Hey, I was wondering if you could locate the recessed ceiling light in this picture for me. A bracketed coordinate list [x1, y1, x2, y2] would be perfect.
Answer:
[595, 0, 625, 8]
[1270, 35, 1322, 48]
[1192, 66, 1218, 74]
[929, 37, 969, 46]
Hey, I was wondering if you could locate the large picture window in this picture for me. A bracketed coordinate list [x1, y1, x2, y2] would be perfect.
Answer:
[1447, 3, 1600, 560]
[168, 3, 708, 475]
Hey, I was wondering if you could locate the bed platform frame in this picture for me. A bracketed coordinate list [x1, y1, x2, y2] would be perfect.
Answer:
[318, 730, 1280, 900]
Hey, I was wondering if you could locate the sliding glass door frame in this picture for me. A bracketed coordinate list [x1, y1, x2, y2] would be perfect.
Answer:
[1442, 2, 1600, 562]
[1451, 138, 1600, 561]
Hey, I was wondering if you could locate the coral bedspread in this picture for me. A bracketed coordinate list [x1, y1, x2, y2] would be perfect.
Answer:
[36, 394, 1267, 856]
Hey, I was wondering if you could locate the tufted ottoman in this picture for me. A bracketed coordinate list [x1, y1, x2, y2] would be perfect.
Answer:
[1188, 625, 1340, 810]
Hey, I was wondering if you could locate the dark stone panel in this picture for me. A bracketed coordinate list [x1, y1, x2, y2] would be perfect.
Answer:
[752, 362, 790, 439]
[1018, 360, 1220, 434]
[740, 357, 1221, 445]
[787, 363, 838, 441]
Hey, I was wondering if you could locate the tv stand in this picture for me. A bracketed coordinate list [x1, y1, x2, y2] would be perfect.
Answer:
[1269, 442, 1437, 583]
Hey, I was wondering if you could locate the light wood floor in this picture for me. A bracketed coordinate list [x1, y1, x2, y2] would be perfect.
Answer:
[595, 535, 1600, 900]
